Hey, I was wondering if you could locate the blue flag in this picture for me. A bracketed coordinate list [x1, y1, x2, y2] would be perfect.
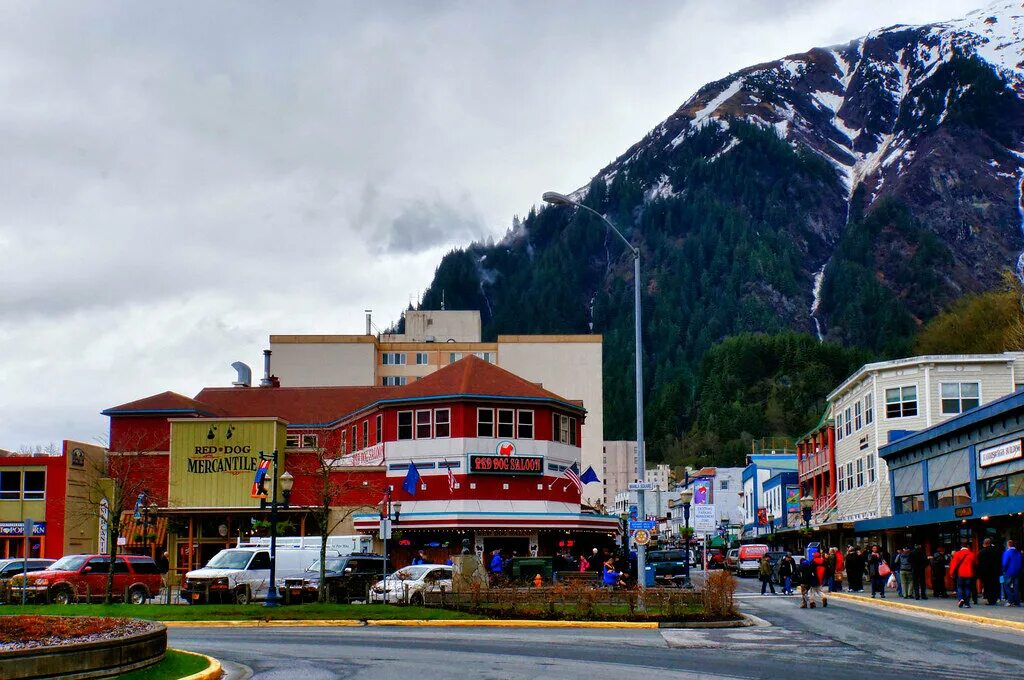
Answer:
[580, 466, 600, 484]
[402, 462, 421, 496]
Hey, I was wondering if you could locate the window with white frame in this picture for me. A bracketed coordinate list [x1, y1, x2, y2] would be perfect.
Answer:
[845, 462, 854, 490]
[301, 434, 318, 449]
[885, 386, 918, 418]
[865, 393, 874, 425]
[836, 412, 844, 441]
[569, 417, 578, 446]
[474, 351, 495, 363]
[940, 382, 980, 415]
[477, 408, 494, 437]
[375, 415, 383, 443]
[845, 407, 852, 436]
[415, 352, 429, 365]
[381, 352, 407, 366]
[449, 352, 463, 364]
[854, 402, 862, 430]
[22, 471, 44, 500]
[382, 376, 407, 386]
[397, 411, 413, 440]
[856, 458, 864, 487]
[839, 474, 845, 493]
[362, 421, 369, 449]
[497, 409, 515, 438]
[285, 434, 301, 449]
[867, 454, 876, 483]
[340, 429, 348, 455]
[0, 471, 44, 501]
[416, 410, 432, 439]
[556, 414, 571, 444]
[517, 410, 534, 439]
[434, 409, 451, 438]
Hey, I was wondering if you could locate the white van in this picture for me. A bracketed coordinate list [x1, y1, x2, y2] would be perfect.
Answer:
[181, 545, 340, 604]
[243, 535, 372, 555]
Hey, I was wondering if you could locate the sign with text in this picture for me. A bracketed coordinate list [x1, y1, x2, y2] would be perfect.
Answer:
[333, 443, 385, 467]
[0, 522, 45, 536]
[693, 504, 717, 533]
[628, 482, 655, 491]
[629, 520, 656, 531]
[979, 439, 1023, 468]
[468, 454, 544, 475]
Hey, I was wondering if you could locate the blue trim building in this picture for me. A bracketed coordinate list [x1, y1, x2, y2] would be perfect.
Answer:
[854, 389, 1024, 551]
[741, 454, 797, 540]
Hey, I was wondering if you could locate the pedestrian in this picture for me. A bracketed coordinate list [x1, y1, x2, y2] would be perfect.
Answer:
[846, 546, 864, 592]
[412, 549, 428, 566]
[1002, 539, 1022, 607]
[778, 553, 796, 595]
[949, 540, 976, 609]
[823, 549, 836, 592]
[578, 553, 590, 572]
[930, 548, 948, 598]
[488, 548, 504, 585]
[867, 545, 888, 599]
[977, 538, 1002, 605]
[799, 557, 823, 609]
[602, 557, 624, 589]
[759, 554, 776, 595]
[812, 550, 828, 607]
[590, 548, 601, 572]
[896, 547, 914, 599]
[831, 547, 844, 593]
[909, 544, 927, 600]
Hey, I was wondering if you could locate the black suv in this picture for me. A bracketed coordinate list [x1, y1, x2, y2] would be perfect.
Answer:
[647, 549, 691, 586]
[287, 553, 390, 603]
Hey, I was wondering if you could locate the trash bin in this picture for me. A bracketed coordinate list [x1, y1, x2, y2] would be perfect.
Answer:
[510, 557, 553, 583]
[643, 565, 655, 587]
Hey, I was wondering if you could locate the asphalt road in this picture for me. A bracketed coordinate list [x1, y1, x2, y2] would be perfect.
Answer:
[168, 575, 1024, 680]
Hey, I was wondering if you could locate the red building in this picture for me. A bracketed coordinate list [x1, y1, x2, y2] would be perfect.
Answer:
[103, 355, 619, 574]
[795, 410, 837, 526]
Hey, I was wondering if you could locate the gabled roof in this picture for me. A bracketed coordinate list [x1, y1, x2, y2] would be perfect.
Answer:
[101, 391, 221, 416]
[194, 385, 392, 427]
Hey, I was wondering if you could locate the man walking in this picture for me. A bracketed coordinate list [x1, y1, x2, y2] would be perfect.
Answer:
[910, 544, 927, 600]
[846, 546, 864, 593]
[759, 554, 776, 595]
[799, 557, 823, 609]
[930, 548, 948, 598]
[949, 541, 976, 609]
[1002, 539, 1022, 607]
[778, 553, 796, 595]
[977, 538, 1002, 605]
[897, 547, 914, 599]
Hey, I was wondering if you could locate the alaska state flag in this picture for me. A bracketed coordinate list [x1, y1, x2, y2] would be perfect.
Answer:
[403, 461, 421, 496]
[580, 466, 600, 484]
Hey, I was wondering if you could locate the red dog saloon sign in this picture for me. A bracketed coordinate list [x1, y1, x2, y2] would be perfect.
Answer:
[469, 454, 543, 475]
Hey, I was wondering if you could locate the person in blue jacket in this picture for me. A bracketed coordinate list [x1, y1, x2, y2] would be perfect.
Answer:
[602, 557, 624, 588]
[488, 549, 504, 585]
[1003, 539, 1022, 606]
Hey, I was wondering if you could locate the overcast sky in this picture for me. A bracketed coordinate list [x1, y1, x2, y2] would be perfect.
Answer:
[1, 0, 984, 448]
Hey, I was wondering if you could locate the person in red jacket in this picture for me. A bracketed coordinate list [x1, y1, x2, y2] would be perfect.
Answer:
[812, 551, 828, 607]
[831, 547, 845, 592]
[949, 541, 977, 609]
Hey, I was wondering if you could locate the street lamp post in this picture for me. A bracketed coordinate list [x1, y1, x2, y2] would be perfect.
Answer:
[379, 487, 402, 604]
[767, 513, 776, 551]
[261, 449, 293, 608]
[542, 190, 648, 594]
[141, 503, 159, 559]
[799, 494, 814, 553]
[679, 487, 693, 589]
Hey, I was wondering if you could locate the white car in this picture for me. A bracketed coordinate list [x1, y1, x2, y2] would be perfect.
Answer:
[370, 565, 452, 605]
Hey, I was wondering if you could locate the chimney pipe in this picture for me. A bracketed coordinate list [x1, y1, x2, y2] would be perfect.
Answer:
[260, 349, 273, 387]
[365, 309, 372, 336]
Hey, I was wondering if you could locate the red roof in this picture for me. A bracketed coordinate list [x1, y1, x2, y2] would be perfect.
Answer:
[102, 391, 221, 416]
[104, 356, 582, 427]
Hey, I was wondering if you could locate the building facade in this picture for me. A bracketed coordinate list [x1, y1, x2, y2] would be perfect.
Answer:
[267, 310, 605, 505]
[741, 454, 797, 540]
[0, 442, 105, 559]
[827, 353, 1024, 525]
[601, 441, 636, 510]
[856, 388, 1024, 555]
[103, 356, 618, 577]
[795, 413, 837, 527]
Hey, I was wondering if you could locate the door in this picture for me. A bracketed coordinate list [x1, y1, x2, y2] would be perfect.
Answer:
[246, 551, 271, 599]
[112, 558, 132, 597]
[82, 557, 110, 600]
[421, 567, 452, 600]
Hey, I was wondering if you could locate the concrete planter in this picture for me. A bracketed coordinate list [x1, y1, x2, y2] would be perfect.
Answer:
[0, 620, 166, 680]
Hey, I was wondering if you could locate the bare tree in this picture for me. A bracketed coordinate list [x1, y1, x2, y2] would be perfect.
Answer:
[290, 434, 374, 603]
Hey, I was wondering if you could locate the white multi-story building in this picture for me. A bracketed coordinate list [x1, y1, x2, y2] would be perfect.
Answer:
[601, 441, 636, 510]
[828, 353, 1024, 524]
[645, 464, 672, 492]
[268, 310, 605, 504]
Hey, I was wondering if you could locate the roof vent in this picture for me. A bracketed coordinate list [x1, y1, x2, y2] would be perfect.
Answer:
[231, 362, 252, 388]
[260, 349, 275, 387]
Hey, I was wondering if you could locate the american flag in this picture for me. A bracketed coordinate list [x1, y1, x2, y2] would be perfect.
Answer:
[560, 463, 582, 492]
[446, 461, 456, 494]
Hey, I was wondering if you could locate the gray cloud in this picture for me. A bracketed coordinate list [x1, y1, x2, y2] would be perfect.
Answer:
[0, 0, 981, 445]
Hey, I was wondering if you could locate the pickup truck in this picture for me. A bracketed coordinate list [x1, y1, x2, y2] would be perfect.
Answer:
[647, 549, 691, 586]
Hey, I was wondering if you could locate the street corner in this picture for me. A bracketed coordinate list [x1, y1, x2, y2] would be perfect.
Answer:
[827, 591, 1024, 632]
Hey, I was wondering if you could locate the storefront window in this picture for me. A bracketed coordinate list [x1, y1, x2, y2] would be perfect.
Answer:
[930, 484, 971, 508]
[896, 494, 924, 514]
[980, 471, 1024, 500]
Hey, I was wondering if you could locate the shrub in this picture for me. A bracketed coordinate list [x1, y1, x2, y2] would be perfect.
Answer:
[702, 570, 737, 619]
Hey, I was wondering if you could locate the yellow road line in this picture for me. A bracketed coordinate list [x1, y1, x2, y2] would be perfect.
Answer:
[162, 618, 659, 629]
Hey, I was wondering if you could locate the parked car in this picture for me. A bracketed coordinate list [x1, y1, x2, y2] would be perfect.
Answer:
[370, 565, 453, 605]
[0, 559, 54, 603]
[647, 549, 691, 586]
[11, 554, 161, 604]
[284, 553, 390, 603]
[706, 549, 726, 570]
[724, 548, 739, 572]
[736, 544, 770, 577]
[182, 546, 342, 604]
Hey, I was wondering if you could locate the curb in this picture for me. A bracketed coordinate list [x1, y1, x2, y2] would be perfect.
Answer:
[829, 592, 1024, 632]
[159, 617, 745, 629]
[172, 648, 223, 680]
[163, 620, 365, 628]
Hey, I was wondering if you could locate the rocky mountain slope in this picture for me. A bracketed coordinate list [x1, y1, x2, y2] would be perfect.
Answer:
[414, 1, 1024, 451]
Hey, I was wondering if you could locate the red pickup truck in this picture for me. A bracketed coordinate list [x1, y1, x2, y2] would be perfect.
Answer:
[12, 554, 163, 604]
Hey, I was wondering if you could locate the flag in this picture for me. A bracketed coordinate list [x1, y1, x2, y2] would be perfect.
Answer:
[560, 462, 582, 492]
[580, 466, 600, 484]
[446, 461, 456, 494]
[133, 493, 145, 520]
[251, 459, 271, 498]
[403, 462, 421, 496]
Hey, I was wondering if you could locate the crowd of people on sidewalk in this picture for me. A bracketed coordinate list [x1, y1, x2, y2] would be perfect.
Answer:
[757, 539, 1023, 611]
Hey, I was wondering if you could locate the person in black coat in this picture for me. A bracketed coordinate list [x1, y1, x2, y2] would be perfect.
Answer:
[845, 547, 864, 592]
[930, 549, 948, 598]
[977, 538, 1003, 605]
[910, 545, 928, 600]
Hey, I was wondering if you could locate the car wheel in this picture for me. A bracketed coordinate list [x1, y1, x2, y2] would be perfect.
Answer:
[409, 592, 424, 606]
[128, 586, 148, 604]
[234, 586, 251, 605]
[52, 586, 74, 605]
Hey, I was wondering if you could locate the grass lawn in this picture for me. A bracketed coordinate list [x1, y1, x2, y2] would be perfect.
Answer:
[0, 603, 485, 621]
[115, 649, 208, 679]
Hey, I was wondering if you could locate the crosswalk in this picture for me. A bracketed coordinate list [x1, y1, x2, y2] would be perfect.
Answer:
[661, 627, 839, 650]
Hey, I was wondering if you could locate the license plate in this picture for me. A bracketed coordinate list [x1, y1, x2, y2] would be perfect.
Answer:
[192, 593, 200, 600]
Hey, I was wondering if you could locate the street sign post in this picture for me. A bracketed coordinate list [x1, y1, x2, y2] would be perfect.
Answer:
[628, 482, 656, 491]
[693, 504, 716, 533]
[21, 518, 33, 606]
[628, 520, 656, 531]
[633, 529, 651, 546]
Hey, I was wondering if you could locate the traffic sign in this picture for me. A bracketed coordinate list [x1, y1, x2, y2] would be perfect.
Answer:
[693, 504, 717, 532]
[629, 520, 656, 531]
[633, 529, 651, 546]
[628, 482, 655, 491]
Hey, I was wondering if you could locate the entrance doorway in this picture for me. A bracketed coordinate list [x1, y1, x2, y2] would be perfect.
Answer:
[482, 536, 529, 561]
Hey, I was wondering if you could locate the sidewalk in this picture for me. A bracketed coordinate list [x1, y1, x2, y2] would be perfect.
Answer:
[830, 589, 1024, 630]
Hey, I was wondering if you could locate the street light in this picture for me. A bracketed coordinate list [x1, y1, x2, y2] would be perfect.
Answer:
[542, 190, 649, 594]
[141, 503, 159, 559]
[799, 494, 814, 544]
[261, 452, 293, 608]
[679, 487, 693, 589]
[379, 487, 402, 603]
[767, 513, 776, 551]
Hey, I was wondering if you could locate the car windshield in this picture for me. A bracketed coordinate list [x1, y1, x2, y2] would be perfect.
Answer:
[387, 566, 432, 581]
[49, 555, 89, 571]
[649, 551, 686, 562]
[307, 558, 346, 573]
[205, 550, 252, 570]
